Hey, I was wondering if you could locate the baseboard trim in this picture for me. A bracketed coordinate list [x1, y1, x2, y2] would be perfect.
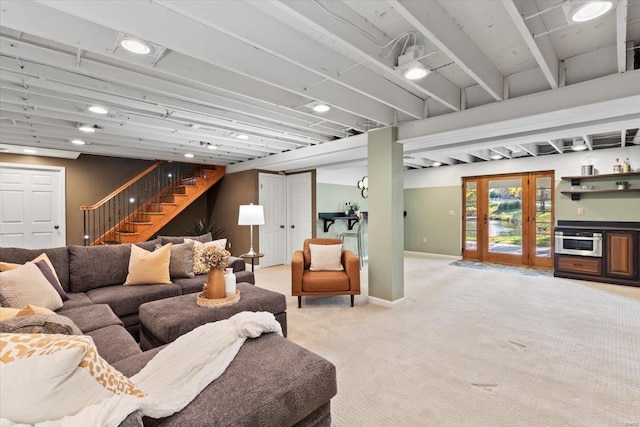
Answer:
[404, 251, 461, 260]
[368, 296, 406, 308]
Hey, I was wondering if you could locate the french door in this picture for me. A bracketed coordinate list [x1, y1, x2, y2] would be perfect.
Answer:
[463, 171, 553, 268]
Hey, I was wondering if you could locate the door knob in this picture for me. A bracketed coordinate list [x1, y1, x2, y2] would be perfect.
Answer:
[54, 225, 59, 230]
[291, 225, 295, 229]
[280, 225, 285, 229]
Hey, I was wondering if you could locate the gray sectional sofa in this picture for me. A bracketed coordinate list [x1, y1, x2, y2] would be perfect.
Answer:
[0, 236, 254, 339]
[0, 239, 338, 426]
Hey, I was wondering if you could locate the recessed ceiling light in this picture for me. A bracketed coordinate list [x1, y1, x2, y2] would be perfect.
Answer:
[119, 38, 153, 55]
[403, 64, 430, 80]
[564, 0, 613, 23]
[490, 154, 503, 160]
[431, 161, 442, 167]
[184, 153, 194, 158]
[70, 139, 86, 145]
[88, 105, 108, 115]
[207, 144, 219, 150]
[23, 148, 37, 154]
[312, 103, 331, 113]
[78, 124, 97, 133]
[235, 134, 249, 140]
[571, 143, 588, 151]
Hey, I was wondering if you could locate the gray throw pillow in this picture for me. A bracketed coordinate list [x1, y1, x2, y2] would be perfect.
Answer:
[156, 240, 195, 279]
[0, 314, 82, 335]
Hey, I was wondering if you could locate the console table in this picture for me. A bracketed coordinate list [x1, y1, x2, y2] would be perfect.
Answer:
[319, 212, 367, 232]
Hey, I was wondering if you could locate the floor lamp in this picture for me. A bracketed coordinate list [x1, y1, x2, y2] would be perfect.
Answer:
[238, 204, 265, 257]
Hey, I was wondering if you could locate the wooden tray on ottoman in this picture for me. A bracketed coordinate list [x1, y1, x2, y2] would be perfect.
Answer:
[138, 282, 287, 351]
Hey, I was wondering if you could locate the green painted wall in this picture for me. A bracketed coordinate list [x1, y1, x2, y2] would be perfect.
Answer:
[315, 182, 368, 255]
[556, 177, 640, 221]
[404, 186, 462, 256]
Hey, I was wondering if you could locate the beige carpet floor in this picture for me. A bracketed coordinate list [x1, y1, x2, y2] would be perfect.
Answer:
[254, 254, 640, 427]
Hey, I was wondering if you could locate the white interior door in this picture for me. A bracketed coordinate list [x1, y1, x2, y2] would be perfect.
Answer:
[259, 173, 286, 267]
[0, 163, 66, 248]
[287, 172, 312, 263]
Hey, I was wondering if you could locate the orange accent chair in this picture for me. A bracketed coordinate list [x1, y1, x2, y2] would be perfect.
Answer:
[291, 238, 361, 308]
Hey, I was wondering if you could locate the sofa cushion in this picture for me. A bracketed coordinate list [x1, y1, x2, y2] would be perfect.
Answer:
[59, 292, 94, 310]
[0, 246, 71, 292]
[0, 313, 82, 335]
[234, 270, 255, 285]
[0, 262, 64, 310]
[57, 303, 122, 333]
[124, 244, 172, 286]
[301, 271, 349, 292]
[0, 333, 145, 424]
[87, 324, 143, 365]
[159, 233, 212, 245]
[112, 346, 166, 378]
[171, 276, 206, 295]
[69, 245, 131, 292]
[87, 284, 182, 318]
[145, 333, 337, 427]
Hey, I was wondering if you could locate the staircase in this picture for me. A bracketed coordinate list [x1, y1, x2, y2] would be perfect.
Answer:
[81, 162, 225, 245]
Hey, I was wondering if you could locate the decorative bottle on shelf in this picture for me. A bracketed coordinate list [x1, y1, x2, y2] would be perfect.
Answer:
[613, 158, 622, 173]
[224, 268, 236, 297]
[622, 158, 631, 173]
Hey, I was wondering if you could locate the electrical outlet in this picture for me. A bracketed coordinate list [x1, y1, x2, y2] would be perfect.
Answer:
[422, 237, 427, 243]
[577, 207, 584, 215]
[448, 210, 455, 216]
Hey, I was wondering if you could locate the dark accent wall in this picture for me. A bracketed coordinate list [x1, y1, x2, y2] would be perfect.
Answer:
[0, 153, 206, 245]
[208, 170, 259, 257]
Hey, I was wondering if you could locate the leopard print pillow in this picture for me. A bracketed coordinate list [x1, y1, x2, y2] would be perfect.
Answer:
[0, 333, 144, 423]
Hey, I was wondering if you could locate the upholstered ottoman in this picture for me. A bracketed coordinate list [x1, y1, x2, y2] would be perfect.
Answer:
[139, 283, 287, 351]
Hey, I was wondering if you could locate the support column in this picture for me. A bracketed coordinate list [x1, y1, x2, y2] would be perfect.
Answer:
[367, 126, 405, 306]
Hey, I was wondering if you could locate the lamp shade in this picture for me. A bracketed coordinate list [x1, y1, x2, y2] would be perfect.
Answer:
[238, 204, 265, 225]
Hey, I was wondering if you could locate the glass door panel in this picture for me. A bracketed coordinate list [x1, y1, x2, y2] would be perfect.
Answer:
[464, 181, 478, 253]
[487, 177, 523, 258]
[531, 174, 554, 268]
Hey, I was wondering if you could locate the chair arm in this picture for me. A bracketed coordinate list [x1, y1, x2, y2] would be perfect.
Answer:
[343, 250, 361, 293]
[291, 250, 304, 294]
[227, 256, 246, 272]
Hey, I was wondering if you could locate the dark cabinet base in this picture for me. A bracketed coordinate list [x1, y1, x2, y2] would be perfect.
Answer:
[553, 270, 640, 287]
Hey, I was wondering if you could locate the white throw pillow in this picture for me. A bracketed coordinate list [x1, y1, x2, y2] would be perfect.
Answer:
[0, 333, 145, 424]
[0, 262, 63, 311]
[309, 244, 344, 271]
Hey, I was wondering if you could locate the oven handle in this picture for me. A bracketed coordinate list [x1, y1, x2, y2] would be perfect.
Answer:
[557, 236, 602, 241]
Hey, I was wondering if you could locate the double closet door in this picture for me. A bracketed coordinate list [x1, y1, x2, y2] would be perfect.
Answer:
[463, 171, 554, 268]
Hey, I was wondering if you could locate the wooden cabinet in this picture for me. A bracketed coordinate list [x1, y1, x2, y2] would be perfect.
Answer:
[556, 255, 602, 276]
[605, 231, 637, 279]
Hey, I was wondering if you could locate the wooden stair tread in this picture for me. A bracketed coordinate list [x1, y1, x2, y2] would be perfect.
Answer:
[116, 231, 140, 235]
[139, 211, 165, 215]
[127, 221, 153, 225]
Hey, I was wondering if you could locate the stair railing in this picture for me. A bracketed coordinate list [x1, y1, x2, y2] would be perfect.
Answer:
[81, 161, 203, 245]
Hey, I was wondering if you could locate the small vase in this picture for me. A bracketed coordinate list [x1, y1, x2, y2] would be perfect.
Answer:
[205, 268, 226, 299]
[224, 268, 236, 297]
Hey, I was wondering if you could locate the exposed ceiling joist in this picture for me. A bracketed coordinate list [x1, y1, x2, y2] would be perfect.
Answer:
[390, 0, 504, 101]
[617, 0, 629, 73]
[157, 1, 425, 120]
[547, 139, 564, 154]
[261, 0, 461, 111]
[502, 0, 559, 89]
[582, 135, 594, 151]
[36, 0, 394, 126]
[490, 147, 512, 159]
[518, 143, 539, 156]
